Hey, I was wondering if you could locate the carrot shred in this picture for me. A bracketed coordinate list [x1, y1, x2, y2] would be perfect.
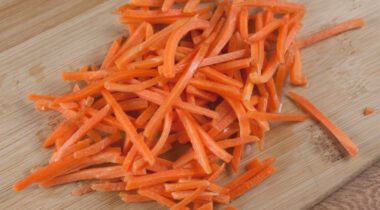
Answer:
[297, 18, 365, 49]
[363, 107, 375, 116]
[16, 1, 365, 208]
[287, 91, 359, 156]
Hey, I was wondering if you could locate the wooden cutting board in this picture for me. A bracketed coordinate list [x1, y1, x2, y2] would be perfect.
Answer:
[1, 0, 379, 209]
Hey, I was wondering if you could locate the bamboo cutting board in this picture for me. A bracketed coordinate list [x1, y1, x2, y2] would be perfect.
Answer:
[1, 0, 380, 209]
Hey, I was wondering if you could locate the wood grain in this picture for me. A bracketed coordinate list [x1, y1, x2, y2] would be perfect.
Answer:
[0, 0, 380, 209]
[313, 160, 380, 209]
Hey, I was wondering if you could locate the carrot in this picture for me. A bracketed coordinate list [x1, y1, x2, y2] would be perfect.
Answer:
[223, 157, 274, 193]
[363, 107, 375, 116]
[297, 18, 365, 49]
[116, 18, 187, 68]
[230, 166, 275, 200]
[91, 182, 126, 192]
[176, 110, 212, 174]
[73, 133, 120, 159]
[105, 76, 164, 92]
[163, 18, 209, 78]
[126, 169, 198, 190]
[144, 42, 209, 139]
[248, 111, 307, 122]
[208, 1, 240, 56]
[102, 90, 155, 164]
[17, 1, 365, 208]
[239, 0, 305, 13]
[54, 105, 111, 161]
[119, 192, 152, 203]
[248, 18, 284, 43]
[289, 46, 307, 86]
[101, 37, 123, 69]
[190, 79, 242, 100]
[287, 91, 359, 156]
[40, 166, 128, 187]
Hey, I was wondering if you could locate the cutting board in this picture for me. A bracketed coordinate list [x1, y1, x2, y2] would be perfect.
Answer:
[1, 0, 379, 209]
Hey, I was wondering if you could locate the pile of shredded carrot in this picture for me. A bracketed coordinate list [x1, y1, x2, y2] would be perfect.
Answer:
[14, 0, 365, 209]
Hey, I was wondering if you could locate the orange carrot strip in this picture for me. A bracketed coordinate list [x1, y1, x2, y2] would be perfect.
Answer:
[59, 138, 92, 159]
[74, 133, 120, 159]
[248, 18, 284, 43]
[230, 166, 275, 200]
[138, 188, 176, 208]
[186, 85, 217, 102]
[289, 46, 307, 86]
[91, 182, 126, 192]
[183, 0, 200, 13]
[287, 91, 359, 156]
[249, 53, 280, 84]
[277, 15, 289, 63]
[126, 169, 198, 190]
[127, 56, 163, 70]
[144, 42, 209, 138]
[151, 112, 173, 156]
[162, 0, 176, 12]
[176, 110, 212, 174]
[136, 89, 219, 119]
[208, 2, 240, 56]
[165, 180, 209, 192]
[197, 202, 213, 210]
[62, 70, 112, 81]
[105, 77, 163, 92]
[42, 121, 76, 148]
[135, 103, 158, 128]
[213, 58, 251, 73]
[116, 18, 187, 68]
[14, 149, 121, 191]
[239, 0, 305, 13]
[55, 105, 111, 161]
[101, 37, 123, 69]
[201, 2, 225, 38]
[239, 7, 249, 41]
[248, 111, 307, 122]
[223, 157, 274, 193]
[118, 98, 148, 111]
[40, 165, 128, 187]
[120, 192, 152, 203]
[163, 18, 209, 78]
[225, 98, 251, 172]
[297, 18, 365, 49]
[102, 90, 155, 164]
[190, 79, 242, 100]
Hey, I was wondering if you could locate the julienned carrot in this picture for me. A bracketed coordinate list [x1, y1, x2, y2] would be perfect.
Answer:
[176, 110, 212, 174]
[91, 182, 126, 192]
[297, 18, 365, 49]
[247, 18, 284, 43]
[17, 1, 365, 208]
[54, 105, 111, 161]
[230, 166, 275, 200]
[73, 133, 120, 159]
[40, 166, 128, 187]
[144, 42, 209, 138]
[163, 18, 209, 78]
[102, 90, 155, 164]
[239, 0, 305, 13]
[105, 76, 164, 92]
[119, 192, 152, 203]
[222, 157, 274, 193]
[14, 149, 121, 191]
[126, 169, 198, 190]
[248, 111, 307, 122]
[208, 1, 240, 56]
[287, 91, 359, 156]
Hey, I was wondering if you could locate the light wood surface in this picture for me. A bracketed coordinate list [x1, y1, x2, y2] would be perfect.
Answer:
[313, 160, 380, 209]
[1, 0, 380, 209]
